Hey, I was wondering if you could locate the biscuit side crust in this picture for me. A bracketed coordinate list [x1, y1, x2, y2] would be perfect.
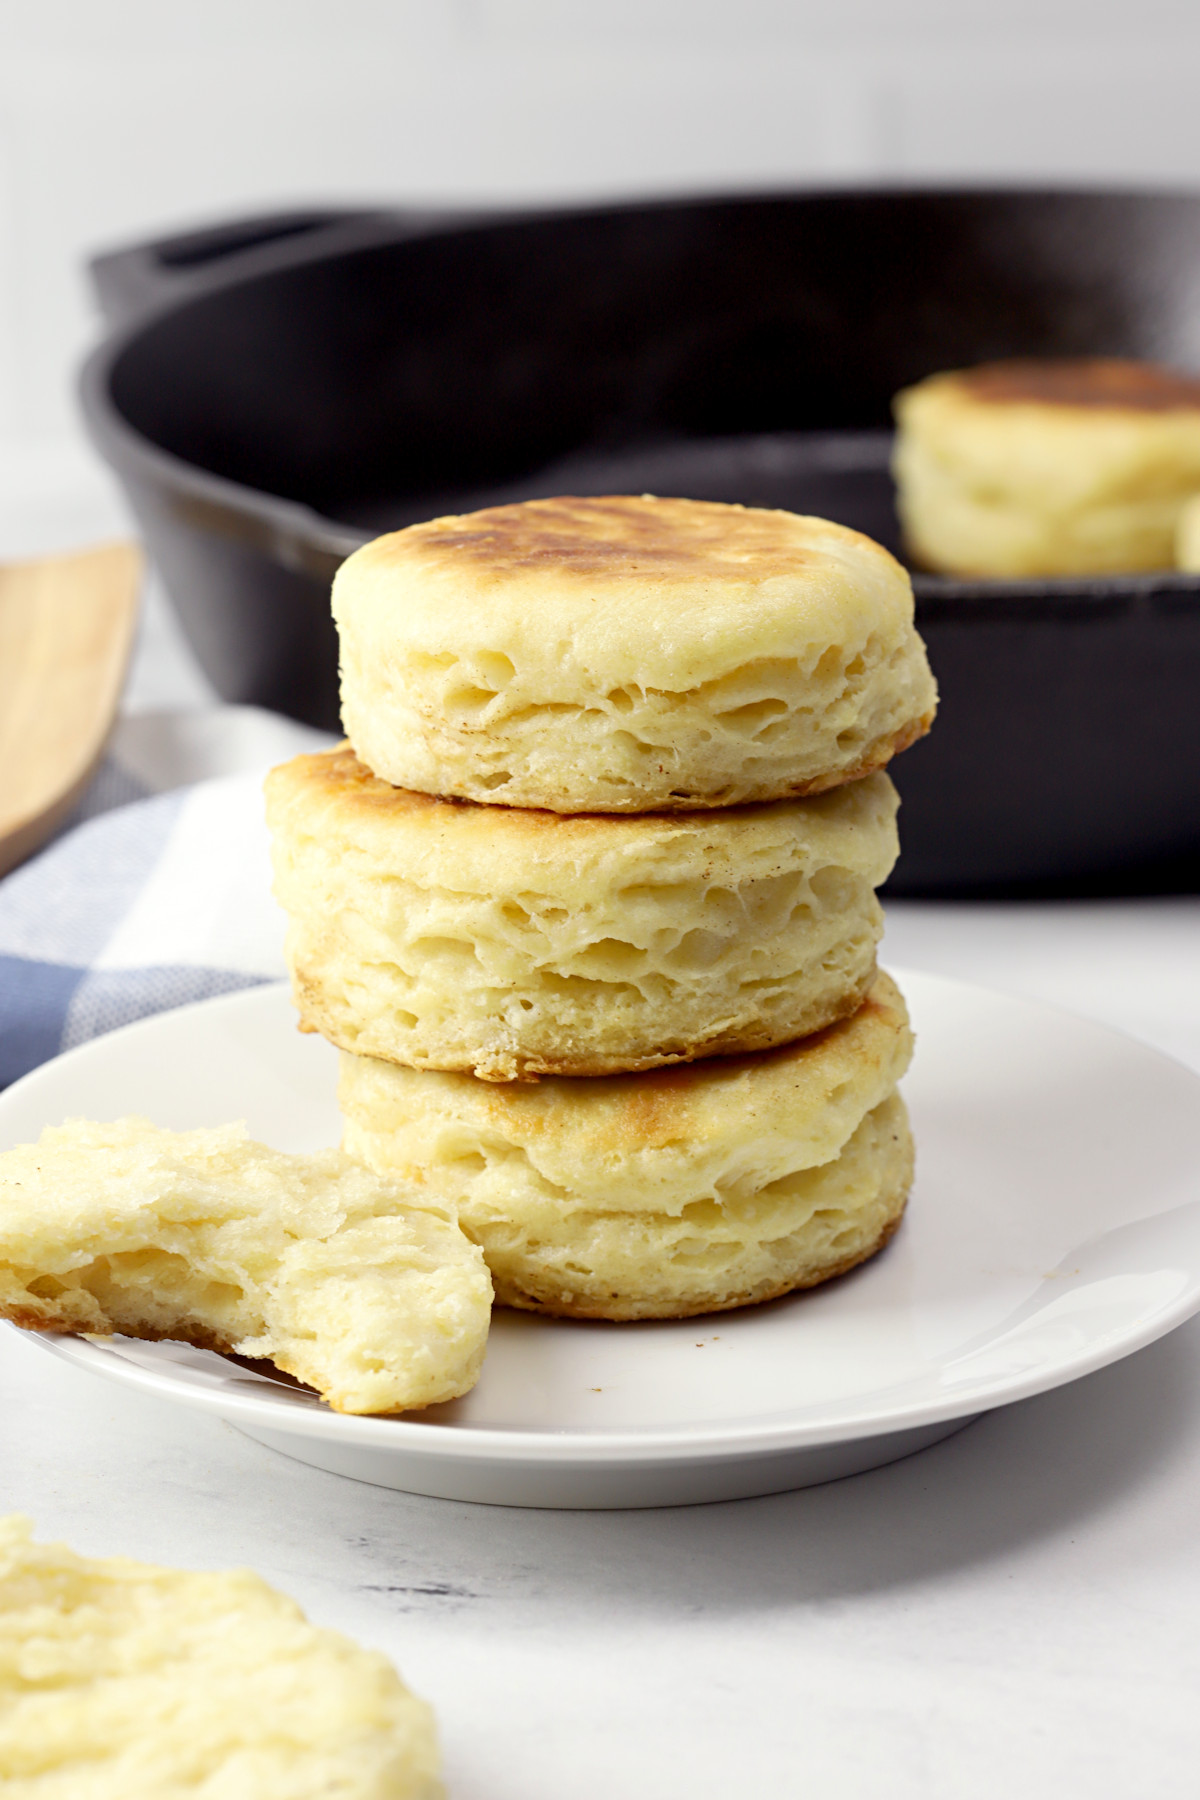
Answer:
[268, 751, 899, 1079]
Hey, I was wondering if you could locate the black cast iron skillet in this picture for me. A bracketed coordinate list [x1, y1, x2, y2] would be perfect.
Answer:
[79, 190, 1200, 896]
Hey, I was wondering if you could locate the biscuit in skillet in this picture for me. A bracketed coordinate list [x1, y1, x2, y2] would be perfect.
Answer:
[894, 358, 1200, 576]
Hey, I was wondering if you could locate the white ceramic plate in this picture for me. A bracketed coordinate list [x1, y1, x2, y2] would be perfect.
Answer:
[4, 972, 1200, 1509]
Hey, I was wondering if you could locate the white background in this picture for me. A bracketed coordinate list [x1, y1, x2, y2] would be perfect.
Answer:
[4, 0, 1200, 548]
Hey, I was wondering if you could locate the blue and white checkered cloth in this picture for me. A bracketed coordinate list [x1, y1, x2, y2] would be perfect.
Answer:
[0, 707, 334, 1088]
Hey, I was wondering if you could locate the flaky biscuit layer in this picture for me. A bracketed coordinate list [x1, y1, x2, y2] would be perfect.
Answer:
[267, 749, 899, 1080]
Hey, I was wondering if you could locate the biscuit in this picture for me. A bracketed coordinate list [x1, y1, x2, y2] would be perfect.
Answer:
[266, 748, 899, 1081]
[1176, 491, 1200, 570]
[339, 971, 915, 1320]
[894, 358, 1200, 577]
[0, 1515, 442, 1798]
[333, 495, 936, 812]
[0, 1119, 491, 1414]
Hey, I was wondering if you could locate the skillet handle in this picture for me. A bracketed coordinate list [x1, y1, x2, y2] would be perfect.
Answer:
[87, 207, 445, 327]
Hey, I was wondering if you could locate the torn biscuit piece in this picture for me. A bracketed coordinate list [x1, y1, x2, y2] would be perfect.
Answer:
[0, 1118, 491, 1414]
[0, 1513, 443, 1798]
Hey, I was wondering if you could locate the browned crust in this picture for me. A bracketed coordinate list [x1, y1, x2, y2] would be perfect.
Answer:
[0, 1305, 236, 1355]
[294, 967, 876, 1083]
[2, 1307, 89, 1334]
[490, 1196, 909, 1322]
[367, 494, 896, 584]
[954, 357, 1200, 414]
[0, 1310, 443, 1417]
[767, 708, 935, 801]
[270, 745, 450, 822]
[276, 718, 929, 823]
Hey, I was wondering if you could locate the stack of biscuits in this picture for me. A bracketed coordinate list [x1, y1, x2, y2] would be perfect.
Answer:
[266, 495, 937, 1322]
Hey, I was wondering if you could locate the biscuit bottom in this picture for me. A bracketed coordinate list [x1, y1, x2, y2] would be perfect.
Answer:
[340, 972, 916, 1321]
[473, 1093, 912, 1320]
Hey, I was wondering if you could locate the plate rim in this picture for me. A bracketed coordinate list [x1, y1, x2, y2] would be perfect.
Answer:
[22, 1277, 1200, 1465]
[6, 969, 1200, 1470]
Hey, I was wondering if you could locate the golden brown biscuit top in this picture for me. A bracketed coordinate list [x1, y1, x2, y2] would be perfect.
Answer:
[276, 745, 571, 829]
[955, 357, 1200, 412]
[269, 745, 884, 842]
[300, 745, 445, 816]
[374, 495, 866, 581]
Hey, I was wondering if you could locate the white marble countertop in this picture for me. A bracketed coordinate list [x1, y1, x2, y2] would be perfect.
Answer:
[5, 496, 1200, 1797]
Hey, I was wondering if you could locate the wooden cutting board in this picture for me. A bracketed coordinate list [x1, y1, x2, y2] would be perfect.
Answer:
[0, 542, 143, 878]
